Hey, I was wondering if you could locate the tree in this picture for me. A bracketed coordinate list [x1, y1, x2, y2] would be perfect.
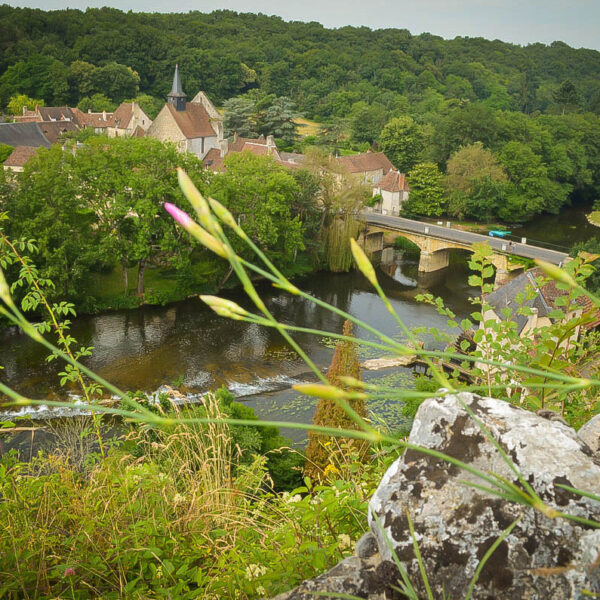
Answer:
[4, 146, 102, 300]
[350, 103, 388, 146]
[7, 94, 44, 116]
[69, 137, 206, 296]
[208, 152, 305, 270]
[92, 62, 140, 103]
[402, 162, 445, 217]
[553, 79, 580, 115]
[302, 148, 367, 271]
[305, 320, 368, 480]
[125, 94, 162, 120]
[68, 60, 98, 101]
[445, 142, 508, 219]
[77, 94, 117, 113]
[257, 96, 300, 147]
[223, 96, 257, 138]
[0, 144, 13, 163]
[379, 116, 424, 172]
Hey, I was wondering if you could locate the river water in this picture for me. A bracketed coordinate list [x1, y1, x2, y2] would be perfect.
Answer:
[0, 251, 480, 442]
[1, 202, 597, 445]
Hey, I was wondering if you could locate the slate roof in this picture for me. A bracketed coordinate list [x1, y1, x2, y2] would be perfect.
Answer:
[38, 106, 78, 122]
[0, 122, 52, 148]
[168, 103, 216, 139]
[486, 267, 595, 334]
[337, 152, 394, 174]
[377, 169, 408, 192]
[3, 146, 39, 168]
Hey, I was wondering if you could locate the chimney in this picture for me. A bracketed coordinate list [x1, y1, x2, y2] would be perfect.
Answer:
[266, 135, 275, 151]
[219, 138, 229, 158]
[34, 104, 39, 113]
[22, 106, 27, 115]
[102, 110, 106, 121]
[233, 131, 238, 142]
[88, 108, 92, 114]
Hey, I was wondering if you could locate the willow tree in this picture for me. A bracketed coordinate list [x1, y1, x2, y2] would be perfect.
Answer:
[302, 148, 366, 272]
[304, 320, 369, 480]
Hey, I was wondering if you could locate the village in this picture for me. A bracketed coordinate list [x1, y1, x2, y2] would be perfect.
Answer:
[1, 64, 410, 219]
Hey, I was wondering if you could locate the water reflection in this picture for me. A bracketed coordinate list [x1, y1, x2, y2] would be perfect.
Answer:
[0, 252, 479, 405]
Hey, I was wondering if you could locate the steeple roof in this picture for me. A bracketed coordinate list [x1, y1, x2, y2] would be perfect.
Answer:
[168, 64, 186, 98]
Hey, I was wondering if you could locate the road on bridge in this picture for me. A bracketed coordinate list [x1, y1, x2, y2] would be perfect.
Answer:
[363, 213, 568, 266]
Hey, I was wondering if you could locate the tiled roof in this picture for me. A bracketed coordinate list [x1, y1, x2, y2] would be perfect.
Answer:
[131, 125, 146, 137]
[377, 170, 408, 192]
[168, 103, 216, 139]
[111, 102, 134, 129]
[0, 122, 51, 148]
[71, 108, 114, 128]
[38, 120, 78, 144]
[229, 135, 265, 153]
[4, 145, 39, 168]
[38, 106, 78, 122]
[202, 147, 225, 172]
[337, 152, 394, 174]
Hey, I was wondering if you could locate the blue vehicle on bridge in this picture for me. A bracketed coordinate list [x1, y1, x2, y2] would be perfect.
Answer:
[488, 229, 512, 238]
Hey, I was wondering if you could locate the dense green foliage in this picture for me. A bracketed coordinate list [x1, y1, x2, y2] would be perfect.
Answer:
[2, 7, 600, 222]
[0, 139, 329, 312]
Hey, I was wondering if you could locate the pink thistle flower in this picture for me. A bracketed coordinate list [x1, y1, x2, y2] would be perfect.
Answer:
[65, 567, 75, 577]
[164, 202, 194, 229]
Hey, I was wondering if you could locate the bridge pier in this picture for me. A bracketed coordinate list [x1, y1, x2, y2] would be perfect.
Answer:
[361, 231, 384, 257]
[419, 249, 450, 272]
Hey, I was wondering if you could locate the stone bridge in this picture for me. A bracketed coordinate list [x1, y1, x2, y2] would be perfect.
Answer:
[361, 213, 568, 286]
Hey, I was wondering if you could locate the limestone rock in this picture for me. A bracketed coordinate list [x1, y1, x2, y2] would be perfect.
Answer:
[270, 555, 401, 600]
[271, 394, 600, 600]
[578, 414, 600, 455]
[356, 531, 379, 559]
[369, 393, 600, 599]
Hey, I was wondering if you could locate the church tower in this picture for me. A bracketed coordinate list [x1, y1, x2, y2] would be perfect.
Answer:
[167, 64, 187, 112]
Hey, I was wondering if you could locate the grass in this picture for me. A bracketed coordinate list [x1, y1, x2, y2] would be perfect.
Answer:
[294, 118, 322, 136]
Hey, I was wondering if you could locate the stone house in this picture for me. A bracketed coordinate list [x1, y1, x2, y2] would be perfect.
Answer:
[372, 169, 410, 215]
[202, 133, 301, 172]
[146, 65, 224, 159]
[336, 151, 394, 184]
[3, 146, 39, 172]
[106, 102, 152, 137]
[480, 266, 599, 348]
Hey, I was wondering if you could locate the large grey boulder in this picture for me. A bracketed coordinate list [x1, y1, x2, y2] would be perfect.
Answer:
[578, 413, 600, 455]
[370, 393, 600, 599]
[272, 394, 600, 599]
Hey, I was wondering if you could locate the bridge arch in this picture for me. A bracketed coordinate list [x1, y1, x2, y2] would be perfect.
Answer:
[364, 226, 524, 286]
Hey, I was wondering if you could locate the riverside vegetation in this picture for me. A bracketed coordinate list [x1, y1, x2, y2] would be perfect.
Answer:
[0, 170, 599, 598]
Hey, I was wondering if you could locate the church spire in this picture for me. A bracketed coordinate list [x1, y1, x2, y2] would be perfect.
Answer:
[167, 64, 187, 111]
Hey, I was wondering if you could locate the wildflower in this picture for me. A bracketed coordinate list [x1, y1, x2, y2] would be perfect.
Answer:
[338, 533, 352, 550]
[256, 585, 266, 596]
[64, 567, 75, 577]
[156, 565, 163, 579]
[245, 564, 267, 580]
[310, 496, 323, 505]
[286, 494, 301, 503]
[173, 492, 186, 506]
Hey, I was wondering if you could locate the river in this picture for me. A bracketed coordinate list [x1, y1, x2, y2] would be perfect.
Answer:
[0, 250, 480, 443]
[1, 202, 597, 447]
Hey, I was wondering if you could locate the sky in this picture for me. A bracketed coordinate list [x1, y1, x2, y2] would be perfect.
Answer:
[5, 0, 600, 51]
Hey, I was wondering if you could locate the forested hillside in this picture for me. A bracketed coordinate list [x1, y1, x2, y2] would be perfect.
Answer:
[1, 5, 599, 114]
[2, 5, 600, 224]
